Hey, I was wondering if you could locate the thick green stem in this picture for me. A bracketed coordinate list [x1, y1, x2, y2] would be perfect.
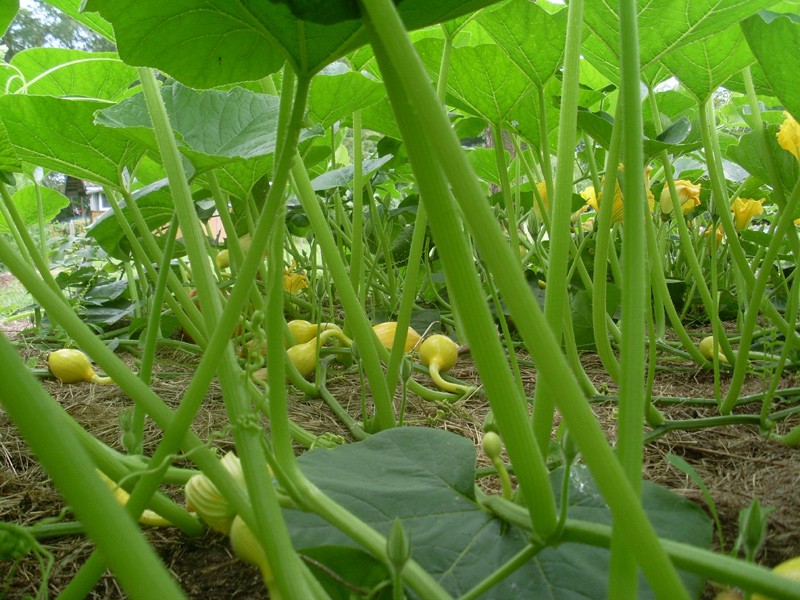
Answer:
[0, 335, 185, 599]
[721, 178, 800, 413]
[591, 102, 625, 384]
[609, 1, 648, 596]
[290, 155, 397, 430]
[532, 0, 586, 455]
[349, 109, 366, 303]
[138, 67, 315, 599]
[491, 122, 520, 254]
[359, 0, 690, 596]
[366, 17, 558, 540]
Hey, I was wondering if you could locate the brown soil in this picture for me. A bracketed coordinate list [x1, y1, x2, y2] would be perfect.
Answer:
[1, 337, 799, 599]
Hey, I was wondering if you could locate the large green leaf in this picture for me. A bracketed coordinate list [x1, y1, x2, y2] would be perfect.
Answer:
[308, 71, 386, 129]
[726, 124, 799, 194]
[86, 184, 174, 260]
[447, 44, 533, 124]
[0, 95, 143, 188]
[310, 156, 392, 191]
[477, 0, 567, 88]
[583, 0, 777, 84]
[658, 25, 755, 102]
[83, 0, 500, 85]
[96, 84, 318, 172]
[3, 48, 138, 100]
[42, 0, 115, 41]
[0, 119, 22, 173]
[578, 109, 702, 160]
[284, 427, 711, 599]
[0, 0, 16, 37]
[0, 185, 70, 233]
[742, 11, 800, 120]
[269, 0, 499, 26]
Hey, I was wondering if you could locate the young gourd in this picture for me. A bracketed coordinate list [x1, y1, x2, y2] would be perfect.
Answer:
[97, 470, 171, 527]
[698, 335, 729, 364]
[184, 452, 245, 535]
[47, 349, 113, 385]
[752, 556, 800, 600]
[419, 334, 470, 394]
[372, 321, 422, 352]
[286, 328, 352, 378]
[230, 515, 281, 599]
[286, 319, 342, 347]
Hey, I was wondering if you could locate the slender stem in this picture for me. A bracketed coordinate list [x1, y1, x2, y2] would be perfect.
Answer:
[290, 155, 397, 430]
[591, 102, 624, 384]
[491, 122, 520, 254]
[349, 110, 366, 303]
[358, 0, 690, 596]
[721, 178, 800, 413]
[366, 17, 558, 539]
[532, 0, 586, 455]
[609, 0, 648, 595]
[131, 215, 179, 453]
[138, 67, 315, 599]
[0, 335, 185, 599]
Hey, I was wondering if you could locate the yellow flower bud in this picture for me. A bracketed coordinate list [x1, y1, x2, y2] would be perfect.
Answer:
[777, 111, 800, 161]
[731, 198, 764, 231]
[533, 181, 549, 220]
[660, 180, 701, 216]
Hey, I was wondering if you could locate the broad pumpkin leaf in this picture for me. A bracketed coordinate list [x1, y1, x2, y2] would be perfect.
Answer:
[310, 156, 392, 191]
[583, 0, 778, 84]
[3, 48, 138, 100]
[477, 0, 567, 89]
[43, 0, 114, 41]
[0, 185, 70, 234]
[447, 44, 533, 124]
[96, 84, 318, 172]
[726, 124, 799, 194]
[742, 11, 800, 120]
[87, 185, 174, 260]
[308, 71, 386, 129]
[0, 0, 16, 37]
[83, 0, 500, 85]
[658, 25, 755, 103]
[0, 119, 22, 173]
[284, 427, 711, 599]
[0, 95, 143, 188]
[265, 0, 500, 27]
[578, 109, 702, 160]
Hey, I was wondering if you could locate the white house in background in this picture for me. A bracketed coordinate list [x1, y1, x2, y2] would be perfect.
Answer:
[85, 184, 111, 220]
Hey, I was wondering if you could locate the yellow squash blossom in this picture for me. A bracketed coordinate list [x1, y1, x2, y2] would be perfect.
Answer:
[533, 181, 549, 219]
[731, 197, 764, 231]
[777, 111, 800, 161]
[704, 224, 724, 245]
[660, 180, 701, 216]
[283, 262, 309, 295]
[582, 181, 654, 225]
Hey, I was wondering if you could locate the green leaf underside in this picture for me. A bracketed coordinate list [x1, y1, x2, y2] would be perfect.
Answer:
[658, 25, 755, 102]
[583, 0, 778, 84]
[0, 95, 143, 188]
[0, 185, 70, 233]
[4, 48, 138, 100]
[87, 187, 174, 260]
[308, 71, 386, 129]
[447, 44, 533, 124]
[477, 0, 567, 89]
[284, 427, 711, 599]
[83, 0, 501, 86]
[310, 156, 393, 191]
[743, 11, 800, 120]
[96, 84, 319, 172]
